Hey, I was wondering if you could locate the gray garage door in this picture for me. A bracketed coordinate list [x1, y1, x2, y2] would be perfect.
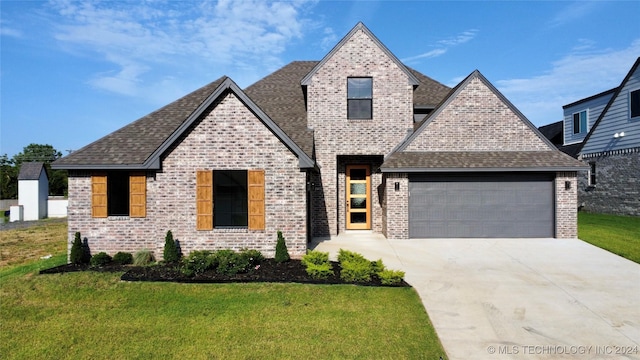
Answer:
[409, 174, 554, 238]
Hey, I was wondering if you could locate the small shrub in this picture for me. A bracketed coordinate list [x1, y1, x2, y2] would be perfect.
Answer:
[306, 262, 334, 280]
[163, 230, 181, 263]
[133, 249, 155, 266]
[182, 250, 216, 276]
[274, 231, 290, 263]
[112, 252, 133, 265]
[215, 250, 250, 275]
[371, 259, 385, 273]
[302, 250, 330, 267]
[90, 252, 112, 266]
[378, 269, 405, 286]
[340, 259, 373, 283]
[239, 249, 264, 268]
[69, 232, 90, 265]
[337, 249, 366, 264]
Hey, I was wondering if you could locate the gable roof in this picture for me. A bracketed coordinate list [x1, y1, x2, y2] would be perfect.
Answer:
[395, 70, 557, 153]
[301, 22, 420, 86]
[18, 162, 47, 180]
[381, 70, 585, 172]
[53, 77, 315, 170]
[577, 57, 640, 155]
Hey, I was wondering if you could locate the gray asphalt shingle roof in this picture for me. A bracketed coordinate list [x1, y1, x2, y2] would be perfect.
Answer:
[18, 162, 46, 180]
[53, 61, 450, 169]
[380, 151, 587, 172]
[53, 77, 228, 168]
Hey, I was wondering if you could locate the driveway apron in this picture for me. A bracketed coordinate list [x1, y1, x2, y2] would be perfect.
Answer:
[312, 235, 640, 360]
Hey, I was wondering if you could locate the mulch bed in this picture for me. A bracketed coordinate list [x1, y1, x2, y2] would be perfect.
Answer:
[40, 258, 410, 287]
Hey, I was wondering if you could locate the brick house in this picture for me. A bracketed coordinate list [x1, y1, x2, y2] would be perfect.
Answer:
[53, 23, 585, 259]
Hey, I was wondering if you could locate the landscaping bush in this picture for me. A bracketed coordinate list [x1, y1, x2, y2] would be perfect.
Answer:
[215, 250, 249, 275]
[340, 258, 373, 283]
[112, 252, 133, 265]
[70, 232, 90, 265]
[163, 230, 181, 264]
[275, 231, 290, 263]
[133, 249, 155, 266]
[90, 252, 112, 266]
[378, 269, 405, 286]
[182, 250, 216, 276]
[371, 259, 385, 273]
[337, 249, 366, 264]
[305, 262, 334, 280]
[302, 250, 330, 266]
[302, 250, 333, 280]
[239, 249, 264, 268]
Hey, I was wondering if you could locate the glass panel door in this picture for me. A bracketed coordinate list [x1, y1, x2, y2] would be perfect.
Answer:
[346, 165, 370, 230]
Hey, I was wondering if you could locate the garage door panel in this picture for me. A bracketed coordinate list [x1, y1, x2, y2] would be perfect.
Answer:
[409, 174, 554, 238]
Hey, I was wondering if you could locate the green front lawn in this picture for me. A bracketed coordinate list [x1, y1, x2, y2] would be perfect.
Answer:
[0, 221, 447, 359]
[578, 212, 640, 264]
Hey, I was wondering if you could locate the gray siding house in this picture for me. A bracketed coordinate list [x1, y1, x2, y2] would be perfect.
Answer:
[53, 23, 585, 260]
[577, 57, 640, 216]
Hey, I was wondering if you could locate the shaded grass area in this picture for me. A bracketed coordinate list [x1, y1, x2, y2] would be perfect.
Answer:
[578, 212, 640, 264]
[1, 269, 446, 359]
[0, 219, 67, 267]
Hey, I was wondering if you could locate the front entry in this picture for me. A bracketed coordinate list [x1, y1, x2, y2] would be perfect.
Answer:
[346, 165, 371, 229]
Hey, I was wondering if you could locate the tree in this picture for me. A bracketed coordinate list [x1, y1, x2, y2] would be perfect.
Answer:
[0, 154, 18, 199]
[275, 231, 290, 263]
[11, 143, 68, 196]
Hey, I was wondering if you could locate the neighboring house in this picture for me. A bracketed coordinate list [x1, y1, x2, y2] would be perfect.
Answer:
[537, 121, 582, 158]
[17, 162, 48, 221]
[576, 57, 640, 216]
[52, 23, 584, 259]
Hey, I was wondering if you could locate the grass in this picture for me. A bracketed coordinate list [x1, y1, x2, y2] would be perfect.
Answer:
[0, 221, 448, 359]
[0, 219, 67, 267]
[578, 212, 640, 264]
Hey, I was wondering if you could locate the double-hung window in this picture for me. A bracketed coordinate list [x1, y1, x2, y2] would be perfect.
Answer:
[573, 110, 587, 134]
[196, 169, 265, 230]
[588, 162, 597, 186]
[347, 77, 372, 119]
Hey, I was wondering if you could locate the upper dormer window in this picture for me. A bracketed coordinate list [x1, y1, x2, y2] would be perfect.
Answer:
[630, 89, 640, 119]
[572, 110, 587, 134]
[347, 77, 372, 119]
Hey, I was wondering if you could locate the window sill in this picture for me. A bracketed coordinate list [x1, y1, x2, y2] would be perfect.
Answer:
[108, 216, 130, 221]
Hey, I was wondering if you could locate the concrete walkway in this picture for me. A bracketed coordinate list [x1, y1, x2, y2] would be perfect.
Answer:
[311, 233, 640, 360]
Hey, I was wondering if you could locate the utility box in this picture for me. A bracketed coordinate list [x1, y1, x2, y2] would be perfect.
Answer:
[10, 205, 23, 222]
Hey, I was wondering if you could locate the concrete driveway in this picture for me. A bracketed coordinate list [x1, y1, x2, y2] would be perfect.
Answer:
[312, 234, 640, 360]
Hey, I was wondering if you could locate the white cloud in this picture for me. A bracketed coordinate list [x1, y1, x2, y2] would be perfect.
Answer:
[321, 27, 338, 51]
[401, 29, 478, 64]
[48, 0, 314, 99]
[547, 1, 600, 28]
[497, 39, 640, 126]
[0, 19, 23, 38]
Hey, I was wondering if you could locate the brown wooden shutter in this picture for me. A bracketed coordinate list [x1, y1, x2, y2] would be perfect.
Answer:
[91, 173, 108, 218]
[248, 169, 265, 230]
[196, 170, 213, 230]
[129, 173, 146, 218]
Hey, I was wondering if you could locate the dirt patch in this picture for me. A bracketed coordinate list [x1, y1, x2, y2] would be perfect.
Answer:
[40, 258, 409, 287]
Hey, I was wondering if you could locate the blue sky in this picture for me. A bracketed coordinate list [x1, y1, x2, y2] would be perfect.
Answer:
[1, 0, 639, 158]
